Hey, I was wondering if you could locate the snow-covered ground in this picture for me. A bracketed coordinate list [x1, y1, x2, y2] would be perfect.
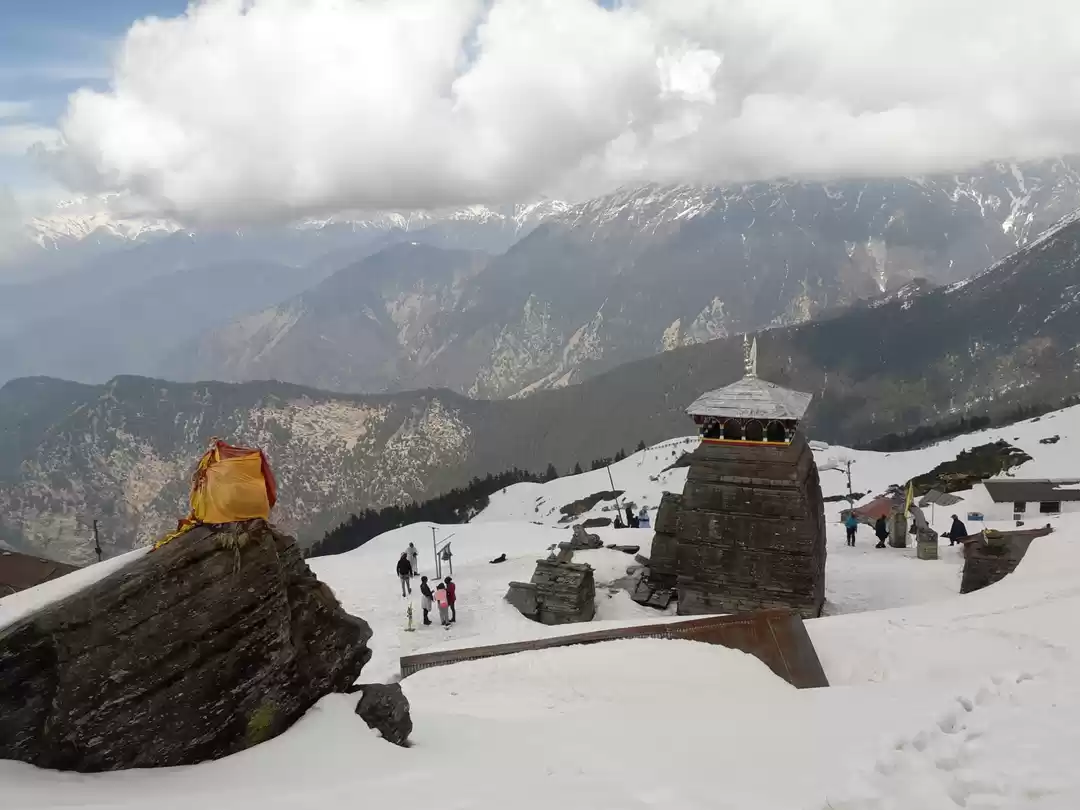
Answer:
[7, 407, 1080, 808]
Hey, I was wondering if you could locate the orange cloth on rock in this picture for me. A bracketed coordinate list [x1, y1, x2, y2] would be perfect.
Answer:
[191, 441, 277, 524]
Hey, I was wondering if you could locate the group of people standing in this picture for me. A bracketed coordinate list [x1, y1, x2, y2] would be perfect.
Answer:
[395, 541, 457, 628]
[843, 512, 969, 549]
[842, 513, 888, 547]
[420, 575, 456, 628]
[614, 504, 651, 529]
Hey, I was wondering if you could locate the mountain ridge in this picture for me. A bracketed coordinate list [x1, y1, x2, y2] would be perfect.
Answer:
[7, 192, 1080, 563]
[172, 159, 1080, 399]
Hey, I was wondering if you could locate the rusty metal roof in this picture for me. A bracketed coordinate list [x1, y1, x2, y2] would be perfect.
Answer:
[686, 375, 813, 421]
[0, 550, 79, 597]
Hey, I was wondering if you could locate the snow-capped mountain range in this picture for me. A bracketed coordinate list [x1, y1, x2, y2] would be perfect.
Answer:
[23, 195, 574, 250]
[5, 158, 1080, 397]
[26, 196, 183, 248]
[169, 158, 1080, 398]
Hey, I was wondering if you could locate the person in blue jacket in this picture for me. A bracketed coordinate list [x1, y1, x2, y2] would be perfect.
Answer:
[844, 513, 859, 547]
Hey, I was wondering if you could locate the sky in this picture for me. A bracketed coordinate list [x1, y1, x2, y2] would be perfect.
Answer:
[4, 0, 1080, 226]
[0, 1, 188, 206]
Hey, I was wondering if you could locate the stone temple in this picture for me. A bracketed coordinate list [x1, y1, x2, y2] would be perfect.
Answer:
[649, 340, 827, 618]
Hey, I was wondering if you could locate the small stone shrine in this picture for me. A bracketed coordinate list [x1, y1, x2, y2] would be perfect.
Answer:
[910, 504, 939, 560]
[506, 541, 596, 625]
[646, 338, 827, 618]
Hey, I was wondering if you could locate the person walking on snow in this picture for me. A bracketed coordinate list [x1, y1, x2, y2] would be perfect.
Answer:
[407, 542, 419, 576]
[844, 513, 859, 547]
[874, 515, 889, 549]
[419, 576, 433, 625]
[638, 507, 651, 529]
[444, 576, 457, 623]
[396, 553, 412, 597]
[948, 514, 969, 546]
[435, 582, 451, 628]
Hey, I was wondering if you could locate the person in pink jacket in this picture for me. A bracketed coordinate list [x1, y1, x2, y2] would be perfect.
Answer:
[435, 583, 451, 628]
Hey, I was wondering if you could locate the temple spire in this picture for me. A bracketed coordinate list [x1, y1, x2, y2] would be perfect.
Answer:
[744, 335, 758, 378]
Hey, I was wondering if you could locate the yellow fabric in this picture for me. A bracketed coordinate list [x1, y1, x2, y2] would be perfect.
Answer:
[153, 519, 197, 550]
[191, 450, 272, 524]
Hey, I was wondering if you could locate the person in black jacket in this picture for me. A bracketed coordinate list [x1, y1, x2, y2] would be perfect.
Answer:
[419, 576, 433, 625]
[874, 515, 889, 549]
[948, 514, 969, 546]
[396, 553, 413, 598]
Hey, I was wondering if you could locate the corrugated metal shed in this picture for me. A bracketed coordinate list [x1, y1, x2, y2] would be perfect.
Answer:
[685, 375, 813, 421]
[982, 479, 1080, 503]
[918, 489, 964, 507]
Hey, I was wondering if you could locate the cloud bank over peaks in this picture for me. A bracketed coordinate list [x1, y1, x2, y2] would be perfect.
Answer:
[38, 0, 1080, 224]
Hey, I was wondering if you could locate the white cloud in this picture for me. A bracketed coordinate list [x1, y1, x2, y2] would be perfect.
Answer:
[0, 124, 61, 157]
[41, 0, 1080, 223]
[0, 101, 35, 121]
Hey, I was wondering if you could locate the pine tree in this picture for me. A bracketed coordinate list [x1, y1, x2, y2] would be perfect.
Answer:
[636, 439, 647, 452]
[572, 462, 584, 475]
[544, 462, 558, 481]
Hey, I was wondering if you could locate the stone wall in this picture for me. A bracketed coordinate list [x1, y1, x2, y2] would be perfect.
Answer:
[669, 436, 827, 619]
[505, 547, 596, 625]
[648, 492, 682, 586]
[530, 558, 597, 624]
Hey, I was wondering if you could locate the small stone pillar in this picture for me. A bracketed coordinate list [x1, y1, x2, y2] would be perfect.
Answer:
[916, 527, 939, 560]
[888, 507, 908, 548]
[909, 504, 937, 559]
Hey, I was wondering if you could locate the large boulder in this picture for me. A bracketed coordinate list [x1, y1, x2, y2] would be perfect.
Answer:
[0, 520, 372, 772]
[352, 683, 413, 747]
[569, 524, 603, 550]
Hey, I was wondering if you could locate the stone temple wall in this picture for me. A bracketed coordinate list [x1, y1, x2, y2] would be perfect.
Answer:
[648, 492, 682, 586]
[669, 435, 827, 619]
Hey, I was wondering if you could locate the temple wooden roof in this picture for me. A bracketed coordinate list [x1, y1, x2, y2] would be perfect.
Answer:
[685, 375, 813, 421]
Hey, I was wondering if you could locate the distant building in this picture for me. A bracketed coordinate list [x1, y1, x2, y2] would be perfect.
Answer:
[0, 550, 79, 597]
[977, 479, 1080, 522]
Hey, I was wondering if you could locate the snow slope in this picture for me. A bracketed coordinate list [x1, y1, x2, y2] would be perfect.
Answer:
[8, 407, 1080, 808]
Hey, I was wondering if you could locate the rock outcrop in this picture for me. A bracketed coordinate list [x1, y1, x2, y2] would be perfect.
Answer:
[559, 491, 623, 522]
[352, 683, 413, 747]
[0, 520, 372, 772]
[568, 524, 603, 550]
[909, 441, 1033, 496]
[960, 526, 1053, 594]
